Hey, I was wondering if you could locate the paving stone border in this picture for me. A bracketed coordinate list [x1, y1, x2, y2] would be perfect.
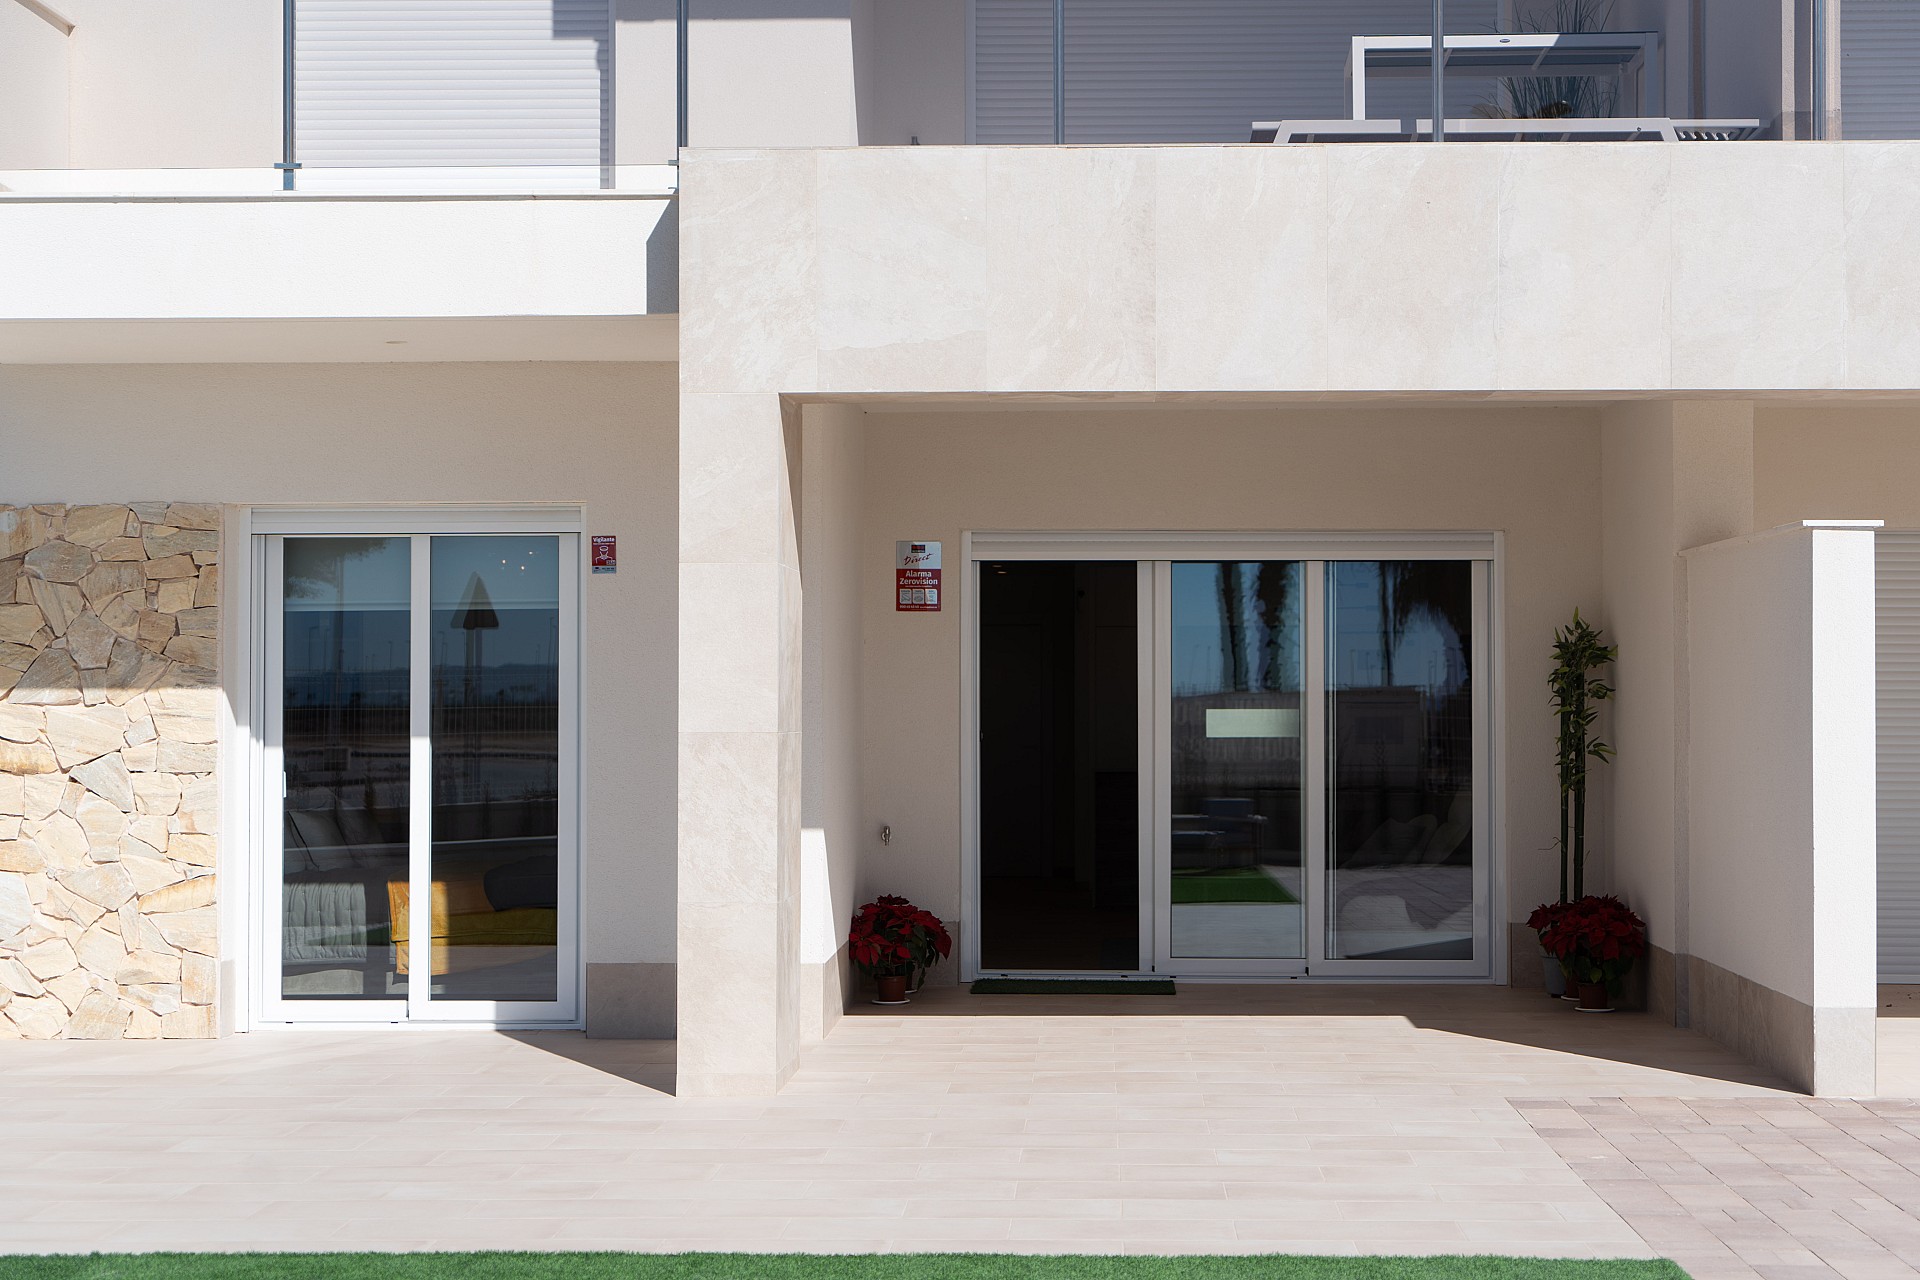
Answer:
[1517, 1095, 1920, 1280]
[1, 504, 219, 1039]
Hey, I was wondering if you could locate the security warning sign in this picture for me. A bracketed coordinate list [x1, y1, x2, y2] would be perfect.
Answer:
[895, 540, 942, 612]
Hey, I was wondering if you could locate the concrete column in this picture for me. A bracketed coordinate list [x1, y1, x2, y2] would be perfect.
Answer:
[798, 404, 865, 1042]
[1682, 522, 1878, 1096]
[1600, 400, 1754, 1023]
[676, 391, 804, 1096]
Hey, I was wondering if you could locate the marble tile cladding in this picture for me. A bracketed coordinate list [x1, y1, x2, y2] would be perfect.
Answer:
[1670, 143, 1847, 391]
[1495, 144, 1674, 390]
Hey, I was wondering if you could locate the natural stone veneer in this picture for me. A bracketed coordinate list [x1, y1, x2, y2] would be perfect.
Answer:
[1, 504, 219, 1039]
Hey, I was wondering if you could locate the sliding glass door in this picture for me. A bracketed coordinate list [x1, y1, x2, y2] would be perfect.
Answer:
[1163, 562, 1306, 964]
[262, 527, 578, 1024]
[1321, 561, 1481, 968]
[970, 536, 1493, 981]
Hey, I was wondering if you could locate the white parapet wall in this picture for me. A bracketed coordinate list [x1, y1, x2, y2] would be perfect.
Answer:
[1683, 521, 1879, 1095]
[0, 189, 678, 364]
[0, 193, 671, 322]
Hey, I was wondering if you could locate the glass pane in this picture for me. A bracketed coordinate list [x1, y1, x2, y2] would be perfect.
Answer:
[1326, 561, 1475, 961]
[979, 562, 1139, 971]
[429, 536, 561, 1001]
[281, 538, 411, 1000]
[1169, 563, 1305, 960]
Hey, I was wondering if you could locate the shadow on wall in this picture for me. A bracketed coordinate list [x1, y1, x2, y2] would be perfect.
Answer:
[614, 0, 855, 22]
[556, 0, 616, 168]
[647, 198, 680, 313]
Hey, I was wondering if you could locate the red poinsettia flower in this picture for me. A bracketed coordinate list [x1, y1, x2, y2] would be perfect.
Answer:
[1538, 894, 1647, 991]
[848, 894, 952, 980]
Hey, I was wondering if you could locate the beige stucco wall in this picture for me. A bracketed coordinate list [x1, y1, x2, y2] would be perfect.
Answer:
[0, 1, 70, 171]
[0, 363, 680, 1030]
[1597, 401, 1755, 1010]
[834, 403, 1604, 957]
[60, 0, 280, 169]
[1754, 405, 1920, 530]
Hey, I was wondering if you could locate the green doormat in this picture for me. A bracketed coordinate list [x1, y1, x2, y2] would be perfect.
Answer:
[0, 1252, 1692, 1279]
[970, 978, 1177, 995]
[1170, 866, 1299, 905]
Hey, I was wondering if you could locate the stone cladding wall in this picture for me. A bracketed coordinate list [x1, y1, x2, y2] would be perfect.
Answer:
[0, 504, 220, 1039]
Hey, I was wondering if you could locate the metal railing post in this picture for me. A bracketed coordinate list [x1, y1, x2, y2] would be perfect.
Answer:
[677, 0, 690, 152]
[1811, 0, 1827, 140]
[1053, 0, 1065, 144]
[279, 0, 299, 189]
[1432, 0, 1446, 141]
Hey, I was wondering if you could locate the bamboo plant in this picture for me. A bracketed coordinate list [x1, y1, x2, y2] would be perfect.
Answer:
[1551, 610, 1616, 902]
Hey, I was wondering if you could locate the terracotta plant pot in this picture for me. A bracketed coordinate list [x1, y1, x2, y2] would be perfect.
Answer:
[872, 973, 910, 1005]
[1575, 981, 1613, 1012]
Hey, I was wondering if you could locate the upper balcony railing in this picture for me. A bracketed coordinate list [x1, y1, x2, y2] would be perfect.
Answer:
[3, 0, 1918, 203]
[966, 0, 1849, 146]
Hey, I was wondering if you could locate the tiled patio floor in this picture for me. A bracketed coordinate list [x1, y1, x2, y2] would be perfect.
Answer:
[0, 985, 1912, 1269]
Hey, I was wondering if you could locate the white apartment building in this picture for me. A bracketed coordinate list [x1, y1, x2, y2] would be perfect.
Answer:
[2, 0, 1918, 1100]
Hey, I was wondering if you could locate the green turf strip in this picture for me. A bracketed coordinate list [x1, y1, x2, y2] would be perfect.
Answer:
[0, 1255, 1689, 1280]
[970, 979, 1177, 995]
[1169, 867, 1299, 905]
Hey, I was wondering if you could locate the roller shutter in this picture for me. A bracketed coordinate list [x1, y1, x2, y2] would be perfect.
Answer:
[972, 0, 1496, 145]
[1843, 0, 1920, 140]
[294, 0, 611, 188]
[1878, 531, 1920, 982]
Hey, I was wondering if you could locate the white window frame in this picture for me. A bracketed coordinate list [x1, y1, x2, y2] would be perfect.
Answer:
[959, 529, 1506, 985]
[240, 506, 585, 1030]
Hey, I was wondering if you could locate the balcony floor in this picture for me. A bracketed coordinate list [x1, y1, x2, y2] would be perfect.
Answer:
[2, 986, 1916, 1275]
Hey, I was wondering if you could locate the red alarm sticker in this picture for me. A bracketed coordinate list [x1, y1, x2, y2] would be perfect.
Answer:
[590, 534, 617, 574]
[895, 540, 941, 612]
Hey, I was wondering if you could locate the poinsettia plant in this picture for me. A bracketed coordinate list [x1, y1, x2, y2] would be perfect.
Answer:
[849, 895, 951, 982]
[1538, 894, 1646, 995]
[1526, 900, 1574, 938]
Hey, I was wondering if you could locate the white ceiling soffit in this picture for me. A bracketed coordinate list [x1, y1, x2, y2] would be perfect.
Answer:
[0, 315, 677, 364]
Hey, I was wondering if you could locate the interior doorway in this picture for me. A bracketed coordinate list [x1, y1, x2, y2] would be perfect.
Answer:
[966, 534, 1497, 982]
[977, 561, 1142, 971]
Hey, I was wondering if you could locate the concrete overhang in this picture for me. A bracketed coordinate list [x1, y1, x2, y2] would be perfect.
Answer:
[0, 189, 678, 363]
[680, 141, 1920, 398]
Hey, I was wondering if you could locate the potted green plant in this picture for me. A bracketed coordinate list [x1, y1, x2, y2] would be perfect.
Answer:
[1540, 894, 1647, 1012]
[1534, 610, 1617, 997]
[1552, 609, 1616, 904]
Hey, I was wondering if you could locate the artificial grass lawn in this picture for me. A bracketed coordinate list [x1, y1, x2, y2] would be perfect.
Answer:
[1169, 868, 1299, 906]
[0, 1256, 1689, 1280]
